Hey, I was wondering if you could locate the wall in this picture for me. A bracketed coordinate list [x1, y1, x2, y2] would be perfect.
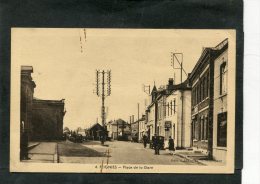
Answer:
[32, 99, 65, 141]
[20, 67, 35, 140]
[183, 90, 192, 148]
[213, 50, 228, 162]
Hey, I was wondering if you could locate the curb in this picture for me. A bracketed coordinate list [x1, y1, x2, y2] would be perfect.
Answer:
[28, 142, 40, 150]
[174, 153, 206, 165]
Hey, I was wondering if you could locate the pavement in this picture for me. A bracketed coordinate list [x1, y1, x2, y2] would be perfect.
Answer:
[24, 142, 58, 163]
[28, 142, 40, 149]
[23, 141, 225, 166]
[60, 141, 199, 165]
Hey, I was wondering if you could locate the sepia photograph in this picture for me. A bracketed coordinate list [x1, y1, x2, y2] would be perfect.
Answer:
[10, 28, 236, 173]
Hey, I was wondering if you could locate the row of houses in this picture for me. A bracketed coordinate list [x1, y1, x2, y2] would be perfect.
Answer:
[21, 66, 66, 141]
[131, 38, 228, 162]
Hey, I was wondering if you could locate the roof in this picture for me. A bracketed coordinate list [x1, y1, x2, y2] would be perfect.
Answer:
[132, 115, 146, 124]
[189, 38, 228, 81]
[21, 65, 33, 72]
[112, 119, 128, 125]
[87, 123, 104, 130]
[151, 85, 157, 94]
[33, 98, 65, 105]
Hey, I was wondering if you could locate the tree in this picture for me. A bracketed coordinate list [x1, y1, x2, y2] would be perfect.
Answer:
[63, 127, 70, 134]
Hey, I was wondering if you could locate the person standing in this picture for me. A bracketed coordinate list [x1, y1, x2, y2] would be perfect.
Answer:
[143, 134, 147, 148]
[153, 134, 160, 155]
[20, 130, 30, 160]
[168, 136, 175, 155]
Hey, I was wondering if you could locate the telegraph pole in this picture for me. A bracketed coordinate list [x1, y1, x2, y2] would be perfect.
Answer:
[137, 103, 140, 141]
[95, 70, 111, 128]
[171, 53, 187, 148]
[102, 71, 105, 126]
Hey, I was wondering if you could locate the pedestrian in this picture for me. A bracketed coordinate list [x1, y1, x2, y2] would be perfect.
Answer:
[100, 133, 104, 145]
[143, 134, 147, 148]
[20, 130, 30, 160]
[153, 134, 160, 155]
[168, 136, 175, 155]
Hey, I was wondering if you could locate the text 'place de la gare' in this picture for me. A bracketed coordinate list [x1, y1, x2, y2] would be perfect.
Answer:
[20, 38, 229, 166]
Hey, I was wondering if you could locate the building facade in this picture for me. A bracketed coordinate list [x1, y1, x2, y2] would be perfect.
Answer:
[20, 66, 36, 140]
[165, 81, 192, 149]
[189, 38, 228, 160]
[86, 123, 107, 140]
[21, 65, 66, 142]
[138, 115, 146, 141]
[145, 78, 191, 149]
[212, 39, 228, 162]
[146, 85, 157, 140]
[107, 119, 130, 140]
[32, 99, 66, 140]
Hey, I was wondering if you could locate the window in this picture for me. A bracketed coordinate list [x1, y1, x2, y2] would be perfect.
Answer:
[204, 117, 208, 140]
[196, 85, 199, 105]
[220, 61, 227, 95]
[203, 77, 207, 99]
[198, 84, 201, 103]
[192, 121, 195, 139]
[167, 102, 169, 116]
[170, 101, 173, 115]
[191, 90, 193, 106]
[173, 99, 176, 113]
[207, 73, 209, 97]
[201, 118, 204, 140]
[217, 112, 227, 147]
[200, 81, 203, 102]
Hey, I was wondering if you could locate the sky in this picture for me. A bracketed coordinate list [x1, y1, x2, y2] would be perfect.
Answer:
[12, 28, 234, 130]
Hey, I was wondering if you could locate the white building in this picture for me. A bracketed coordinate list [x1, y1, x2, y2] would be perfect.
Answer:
[146, 78, 192, 149]
[212, 39, 228, 162]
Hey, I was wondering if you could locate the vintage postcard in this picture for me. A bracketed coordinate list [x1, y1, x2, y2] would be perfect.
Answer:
[10, 28, 236, 173]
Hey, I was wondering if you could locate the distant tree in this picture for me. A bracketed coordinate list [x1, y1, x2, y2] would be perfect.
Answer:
[63, 127, 70, 134]
[76, 127, 83, 133]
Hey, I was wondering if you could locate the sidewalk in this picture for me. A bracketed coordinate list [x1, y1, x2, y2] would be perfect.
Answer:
[25, 142, 58, 163]
[173, 149, 225, 166]
[28, 142, 40, 150]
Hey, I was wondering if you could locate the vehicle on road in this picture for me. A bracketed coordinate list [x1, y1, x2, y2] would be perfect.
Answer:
[149, 136, 165, 150]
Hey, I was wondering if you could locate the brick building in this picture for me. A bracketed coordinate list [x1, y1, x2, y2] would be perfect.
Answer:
[189, 38, 228, 160]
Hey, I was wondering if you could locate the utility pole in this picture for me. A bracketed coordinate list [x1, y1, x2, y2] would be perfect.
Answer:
[95, 70, 111, 127]
[171, 53, 187, 148]
[137, 103, 140, 142]
[102, 70, 105, 126]
[129, 116, 132, 135]
[95, 70, 111, 144]
[117, 120, 119, 140]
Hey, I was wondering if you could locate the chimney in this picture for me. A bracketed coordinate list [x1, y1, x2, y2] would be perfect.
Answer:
[167, 78, 174, 92]
[168, 78, 174, 86]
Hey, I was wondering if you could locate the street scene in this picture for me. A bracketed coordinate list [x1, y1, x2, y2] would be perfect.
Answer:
[13, 29, 235, 171]
[26, 141, 207, 165]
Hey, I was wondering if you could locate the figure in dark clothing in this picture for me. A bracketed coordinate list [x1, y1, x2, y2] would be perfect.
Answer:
[153, 134, 160, 155]
[100, 135, 104, 145]
[143, 134, 148, 148]
[100, 131, 106, 146]
[168, 136, 175, 155]
[20, 131, 30, 160]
